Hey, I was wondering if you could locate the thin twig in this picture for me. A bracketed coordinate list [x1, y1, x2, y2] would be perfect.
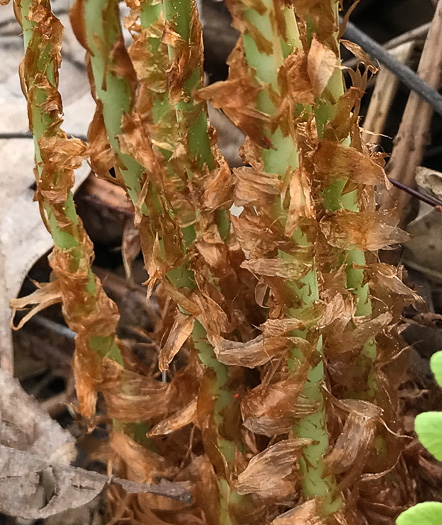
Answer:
[0, 131, 88, 142]
[380, 1, 442, 221]
[388, 177, 442, 210]
[344, 23, 430, 70]
[341, 18, 442, 118]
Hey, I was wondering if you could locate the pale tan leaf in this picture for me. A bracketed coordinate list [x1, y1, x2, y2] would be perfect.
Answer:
[209, 333, 289, 367]
[147, 399, 198, 436]
[159, 312, 195, 372]
[235, 439, 312, 499]
[271, 500, 325, 524]
[307, 36, 337, 97]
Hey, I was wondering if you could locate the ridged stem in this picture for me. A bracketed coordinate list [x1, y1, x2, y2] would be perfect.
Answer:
[240, 3, 340, 513]
[82, 0, 144, 204]
[19, 0, 122, 367]
[81, 0, 239, 519]
[161, 1, 240, 520]
[314, 1, 377, 397]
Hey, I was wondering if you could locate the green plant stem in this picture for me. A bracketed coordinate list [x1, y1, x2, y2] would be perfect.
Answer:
[19, 0, 122, 365]
[82, 0, 239, 519]
[82, 0, 144, 205]
[161, 1, 240, 520]
[240, 3, 340, 513]
[314, 1, 376, 397]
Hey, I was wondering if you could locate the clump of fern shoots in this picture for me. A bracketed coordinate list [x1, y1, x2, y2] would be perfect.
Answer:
[10, 0, 420, 523]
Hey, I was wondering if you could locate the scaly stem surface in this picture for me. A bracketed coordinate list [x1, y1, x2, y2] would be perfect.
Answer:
[313, 1, 377, 397]
[240, 2, 340, 513]
[161, 0, 240, 520]
[79, 0, 240, 519]
[17, 0, 123, 422]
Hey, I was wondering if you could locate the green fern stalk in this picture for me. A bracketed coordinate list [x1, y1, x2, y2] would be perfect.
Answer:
[79, 0, 240, 520]
[160, 0, 242, 520]
[239, 3, 340, 513]
[17, 0, 123, 429]
[313, 1, 376, 396]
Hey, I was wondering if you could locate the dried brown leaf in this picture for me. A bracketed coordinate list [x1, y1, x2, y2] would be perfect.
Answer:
[201, 154, 233, 211]
[209, 333, 288, 368]
[368, 263, 424, 316]
[261, 317, 307, 336]
[122, 219, 141, 283]
[307, 36, 337, 97]
[241, 257, 311, 280]
[120, 112, 162, 178]
[320, 210, 410, 251]
[147, 399, 198, 437]
[10, 281, 62, 330]
[197, 39, 272, 148]
[279, 49, 315, 105]
[271, 500, 325, 524]
[325, 400, 382, 490]
[291, 0, 338, 52]
[233, 165, 281, 206]
[102, 359, 171, 422]
[314, 140, 389, 187]
[225, 0, 273, 55]
[235, 439, 311, 499]
[194, 218, 229, 270]
[230, 214, 277, 259]
[285, 166, 314, 236]
[341, 39, 378, 72]
[159, 312, 195, 372]
[87, 103, 120, 182]
[241, 371, 316, 436]
[163, 13, 203, 105]
[325, 312, 393, 358]
[128, 25, 167, 92]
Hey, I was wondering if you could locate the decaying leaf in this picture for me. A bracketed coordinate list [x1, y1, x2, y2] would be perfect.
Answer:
[122, 218, 141, 284]
[320, 210, 410, 251]
[233, 165, 282, 206]
[241, 257, 312, 281]
[325, 311, 393, 358]
[291, 0, 338, 52]
[147, 399, 198, 437]
[10, 280, 62, 330]
[197, 39, 272, 148]
[241, 381, 316, 436]
[0, 444, 191, 520]
[235, 439, 312, 499]
[271, 500, 325, 524]
[159, 311, 195, 371]
[341, 39, 378, 72]
[279, 49, 315, 105]
[307, 36, 337, 97]
[314, 140, 389, 187]
[325, 400, 382, 490]
[368, 263, 424, 315]
[209, 333, 288, 367]
[101, 359, 172, 422]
